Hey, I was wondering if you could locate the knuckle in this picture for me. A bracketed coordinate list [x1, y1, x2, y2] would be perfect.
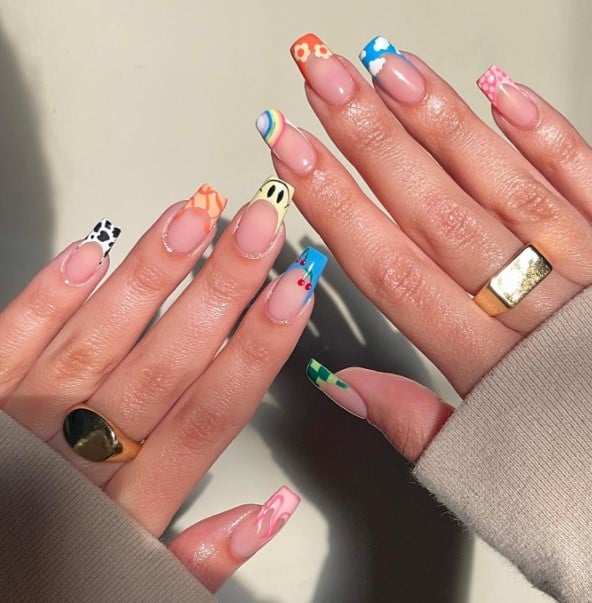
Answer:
[541, 125, 582, 172]
[341, 104, 400, 163]
[502, 178, 560, 224]
[367, 249, 428, 309]
[25, 283, 62, 323]
[126, 256, 170, 299]
[177, 398, 230, 449]
[48, 335, 118, 387]
[202, 264, 248, 306]
[234, 335, 275, 372]
[423, 94, 471, 149]
[421, 191, 481, 253]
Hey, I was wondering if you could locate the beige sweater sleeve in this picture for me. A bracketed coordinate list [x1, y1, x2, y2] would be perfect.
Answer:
[414, 286, 592, 602]
[0, 412, 216, 603]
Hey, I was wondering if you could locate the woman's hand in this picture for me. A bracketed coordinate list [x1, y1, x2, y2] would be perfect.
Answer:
[0, 178, 324, 591]
[257, 34, 592, 461]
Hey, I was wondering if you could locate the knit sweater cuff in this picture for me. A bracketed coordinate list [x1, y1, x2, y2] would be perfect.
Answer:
[0, 411, 215, 603]
[413, 286, 592, 603]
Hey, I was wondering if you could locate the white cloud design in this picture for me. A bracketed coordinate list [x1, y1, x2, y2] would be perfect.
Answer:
[360, 49, 367, 61]
[373, 36, 390, 52]
[369, 57, 386, 76]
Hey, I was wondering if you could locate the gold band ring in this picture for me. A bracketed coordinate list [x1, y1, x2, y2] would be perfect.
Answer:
[63, 404, 142, 462]
[474, 244, 552, 316]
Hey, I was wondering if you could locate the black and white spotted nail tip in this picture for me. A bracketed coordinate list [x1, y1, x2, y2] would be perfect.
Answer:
[81, 218, 122, 258]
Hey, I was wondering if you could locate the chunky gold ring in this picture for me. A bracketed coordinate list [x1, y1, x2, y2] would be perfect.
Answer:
[473, 244, 552, 316]
[63, 404, 142, 462]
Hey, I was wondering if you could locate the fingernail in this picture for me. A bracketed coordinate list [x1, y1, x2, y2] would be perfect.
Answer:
[360, 36, 425, 105]
[163, 184, 227, 254]
[256, 109, 316, 175]
[267, 247, 327, 323]
[230, 486, 301, 560]
[477, 65, 538, 129]
[290, 33, 355, 106]
[306, 358, 367, 419]
[62, 218, 121, 285]
[235, 176, 294, 258]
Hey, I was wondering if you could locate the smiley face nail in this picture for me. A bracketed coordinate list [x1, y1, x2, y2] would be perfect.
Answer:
[235, 176, 294, 258]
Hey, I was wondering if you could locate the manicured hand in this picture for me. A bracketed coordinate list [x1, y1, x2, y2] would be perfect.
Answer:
[0, 178, 326, 589]
[257, 34, 592, 461]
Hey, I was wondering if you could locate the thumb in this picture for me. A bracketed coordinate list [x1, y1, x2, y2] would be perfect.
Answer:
[306, 360, 453, 463]
[168, 486, 300, 592]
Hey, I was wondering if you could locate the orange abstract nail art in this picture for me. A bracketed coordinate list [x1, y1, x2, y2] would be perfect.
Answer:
[290, 33, 333, 76]
[176, 184, 227, 234]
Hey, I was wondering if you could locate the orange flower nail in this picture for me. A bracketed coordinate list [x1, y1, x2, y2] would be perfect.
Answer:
[290, 33, 333, 76]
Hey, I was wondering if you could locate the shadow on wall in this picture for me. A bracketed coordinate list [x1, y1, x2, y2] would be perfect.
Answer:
[209, 226, 472, 603]
[0, 18, 53, 306]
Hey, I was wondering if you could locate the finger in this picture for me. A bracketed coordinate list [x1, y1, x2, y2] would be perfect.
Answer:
[9, 185, 226, 436]
[357, 41, 592, 287]
[306, 361, 453, 463]
[260, 118, 519, 390]
[481, 67, 592, 223]
[280, 35, 579, 333]
[105, 249, 323, 534]
[0, 221, 116, 400]
[168, 487, 300, 592]
[85, 177, 291, 442]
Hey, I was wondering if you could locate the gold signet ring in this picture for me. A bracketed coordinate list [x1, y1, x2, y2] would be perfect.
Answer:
[474, 244, 552, 316]
[63, 404, 142, 462]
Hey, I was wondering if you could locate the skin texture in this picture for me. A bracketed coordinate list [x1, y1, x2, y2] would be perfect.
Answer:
[268, 37, 592, 460]
[0, 193, 313, 588]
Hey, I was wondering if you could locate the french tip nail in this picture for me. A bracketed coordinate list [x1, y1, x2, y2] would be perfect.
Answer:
[305, 358, 368, 419]
[359, 35, 404, 74]
[82, 218, 122, 258]
[476, 64, 511, 103]
[255, 108, 287, 149]
[306, 358, 349, 390]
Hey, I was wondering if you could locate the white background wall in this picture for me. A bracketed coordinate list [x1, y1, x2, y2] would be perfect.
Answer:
[2, 1, 588, 601]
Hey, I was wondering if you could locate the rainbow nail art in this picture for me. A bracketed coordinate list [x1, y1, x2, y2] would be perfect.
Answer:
[175, 183, 227, 234]
[477, 65, 517, 107]
[255, 109, 286, 148]
[290, 33, 333, 75]
[359, 35, 405, 77]
[285, 247, 328, 305]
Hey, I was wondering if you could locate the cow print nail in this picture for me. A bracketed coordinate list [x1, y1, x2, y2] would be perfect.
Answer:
[80, 218, 122, 258]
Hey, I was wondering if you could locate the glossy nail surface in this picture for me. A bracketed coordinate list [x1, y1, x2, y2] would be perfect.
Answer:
[290, 33, 355, 106]
[62, 219, 121, 285]
[230, 486, 301, 560]
[267, 247, 327, 322]
[256, 109, 316, 174]
[306, 358, 367, 418]
[477, 65, 538, 129]
[163, 184, 227, 254]
[360, 36, 425, 105]
[235, 176, 293, 257]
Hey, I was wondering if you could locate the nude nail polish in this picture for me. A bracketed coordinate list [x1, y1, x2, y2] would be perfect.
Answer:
[360, 36, 426, 105]
[235, 176, 294, 258]
[256, 109, 316, 174]
[163, 184, 227, 254]
[62, 219, 121, 286]
[477, 65, 539, 129]
[306, 358, 367, 418]
[290, 33, 355, 106]
[267, 247, 328, 323]
[230, 486, 301, 560]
